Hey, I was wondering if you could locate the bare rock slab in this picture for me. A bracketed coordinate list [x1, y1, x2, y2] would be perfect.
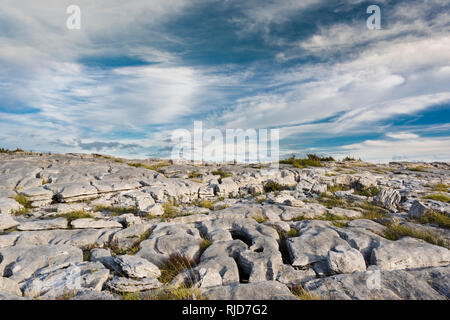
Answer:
[202, 281, 297, 300]
[17, 217, 68, 231]
[371, 237, 450, 271]
[115, 255, 161, 279]
[21, 262, 109, 298]
[0, 244, 83, 282]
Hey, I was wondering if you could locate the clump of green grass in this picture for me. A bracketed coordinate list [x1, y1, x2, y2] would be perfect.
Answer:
[0, 147, 25, 154]
[11, 207, 30, 216]
[356, 201, 388, 220]
[191, 199, 215, 210]
[158, 253, 198, 285]
[114, 159, 124, 163]
[199, 238, 212, 255]
[424, 194, 450, 203]
[279, 155, 323, 168]
[110, 229, 152, 256]
[257, 196, 266, 204]
[55, 211, 94, 223]
[327, 184, 351, 193]
[94, 206, 138, 215]
[127, 162, 169, 172]
[120, 292, 141, 300]
[211, 169, 231, 179]
[382, 223, 448, 248]
[317, 193, 348, 209]
[291, 286, 325, 300]
[354, 186, 380, 197]
[13, 194, 32, 209]
[342, 156, 357, 161]
[417, 210, 450, 229]
[144, 285, 207, 300]
[331, 220, 349, 228]
[162, 203, 180, 219]
[409, 165, 429, 172]
[432, 183, 449, 193]
[263, 181, 291, 193]
[252, 213, 268, 223]
[188, 171, 202, 179]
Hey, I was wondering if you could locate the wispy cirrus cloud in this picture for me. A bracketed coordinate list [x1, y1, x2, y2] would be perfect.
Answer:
[0, 0, 449, 162]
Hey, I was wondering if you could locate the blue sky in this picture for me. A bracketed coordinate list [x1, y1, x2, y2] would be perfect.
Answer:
[0, 0, 449, 162]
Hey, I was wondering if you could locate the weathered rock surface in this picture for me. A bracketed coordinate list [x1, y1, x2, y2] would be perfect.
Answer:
[0, 244, 83, 282]
[0, 153, 449, 300]
[17, 217, 68, 231]
[305, 266, 450, 300]
[21, 262, 109, 298]
[115, 255, 161, 279]
[106, 276, 162, 293]
[202, 281, 298, 300]
[371, 237, 450, 271]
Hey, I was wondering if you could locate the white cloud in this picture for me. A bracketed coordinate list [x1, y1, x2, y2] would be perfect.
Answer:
[336, 136, 450, 163]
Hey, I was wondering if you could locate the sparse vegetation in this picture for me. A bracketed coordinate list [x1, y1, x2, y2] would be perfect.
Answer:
[13, 194, 32, 209]
[191, 199, 215, 210]
[357, 201, 389, 220]
[263, 181, 291, 193]
[252, 213, 268, 223]
[0, 147, 25, 154]
[127, 162, 169, 172]
[432, 183, 449, 193]
[327, 184, 351, 193]
[94, 206, 138, 215]
[162, 203, 180, 219]
[55, 211, 94, 223]
[317, 193, 348, 209]
[110, 229, 152, 256]
[188, 171, 202, 179]
[211, 169, 231, 179]
[354, 186, 380, 197]
[424, 194, 450, 203]
[199, 238, 212, 255]
[143, 285, 207, 300]
[342, 156, 357, 162]
[158, 253, 198, 285]
[382, 222, 448, 249]
[417, 210, 450, 229]
[279, 154, 324, 168]
[410, 165, 429, 172]
[291, 285, 325, 300]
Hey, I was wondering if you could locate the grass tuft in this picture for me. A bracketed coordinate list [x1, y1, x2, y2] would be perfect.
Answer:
[191, 199, 215, 210]
[94, 206, 138, 215]
[417, 210, 450, 229]
[127, 162, 169, 172]
[291, 286, 325, 300]
[354, 186, 380, 197]
[263, 181, 291, 193]
[279, 155, 323, 168]
[13, 194, 32, 209]
[144, 285, 207, 300]
[211, 169, 231, 179]
[424, 194, 450, 203]
[55, 211, 94, 223]
[382, 222, 448, 248]
[432, 183, 449, 193]
[158, 253, 198, 285]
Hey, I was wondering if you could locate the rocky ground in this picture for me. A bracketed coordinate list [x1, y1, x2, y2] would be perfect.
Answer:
[0, 152, 449, 300]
